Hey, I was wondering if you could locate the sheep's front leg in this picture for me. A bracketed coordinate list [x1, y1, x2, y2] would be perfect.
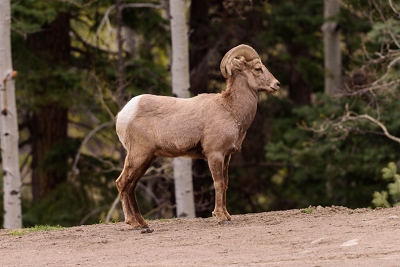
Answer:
[222, 154, 232, 221]
[208, 152, 230, 224]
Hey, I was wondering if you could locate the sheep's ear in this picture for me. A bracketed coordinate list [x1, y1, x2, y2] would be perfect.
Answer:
[229, 56, 246, 74]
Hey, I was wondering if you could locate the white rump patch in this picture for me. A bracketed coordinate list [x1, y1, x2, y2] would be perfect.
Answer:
[116, 95, 143, 144]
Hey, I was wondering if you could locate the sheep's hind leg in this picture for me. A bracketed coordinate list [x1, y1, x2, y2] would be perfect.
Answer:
[116, 161, 140, 227]
[116, 153, 155, 229]
[222, 154, 232, 221]
[128, 154, 156, 229]
[208, 152, 230, 224]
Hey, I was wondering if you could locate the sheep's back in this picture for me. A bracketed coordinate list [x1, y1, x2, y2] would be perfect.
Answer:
[116, 93, 225, 157]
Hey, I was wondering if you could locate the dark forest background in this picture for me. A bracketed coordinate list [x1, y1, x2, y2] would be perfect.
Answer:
[1, 0, 400, 227]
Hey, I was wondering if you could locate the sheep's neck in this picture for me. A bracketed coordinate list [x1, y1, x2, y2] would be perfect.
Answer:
[221, 75, 258, 131]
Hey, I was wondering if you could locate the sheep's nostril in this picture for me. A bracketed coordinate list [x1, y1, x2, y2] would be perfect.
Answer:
[276, 81, 280, 87]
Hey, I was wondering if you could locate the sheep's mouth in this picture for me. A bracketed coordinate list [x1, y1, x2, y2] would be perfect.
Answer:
[260, 86, 279, 93]
[269, 86, 280, 92]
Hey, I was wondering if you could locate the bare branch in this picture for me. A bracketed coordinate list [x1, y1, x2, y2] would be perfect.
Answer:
[95, 81, 117, 118]
[71, 121, 115, 175]
[300, 108, 400, 144]
[137, 181, 162, 205]
[389, 0, 400, 18]
[143, 202, 176, 218]
[95, 3, 164, 43]
[79, 206, 108, 225]
[105, 195, 121, 223]
[341, 113, 400, 143]
[335, 79, 400, 97]
[70, 27, 118, 55]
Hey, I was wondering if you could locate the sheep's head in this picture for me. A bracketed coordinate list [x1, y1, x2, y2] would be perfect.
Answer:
[220, 44, 280, 93]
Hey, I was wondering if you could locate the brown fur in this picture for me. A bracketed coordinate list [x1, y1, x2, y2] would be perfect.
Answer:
[115, 45, 280, 228]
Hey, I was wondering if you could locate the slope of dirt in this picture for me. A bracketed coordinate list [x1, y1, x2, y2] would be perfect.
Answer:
[1, 206, 400, 267]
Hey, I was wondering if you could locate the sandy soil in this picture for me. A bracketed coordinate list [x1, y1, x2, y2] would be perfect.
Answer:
[1, 206, 400, 267]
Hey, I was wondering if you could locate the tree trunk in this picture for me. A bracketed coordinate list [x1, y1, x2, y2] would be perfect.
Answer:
[170, 0, 195, 219]
[322, 0, 341, 94]
[188, 0, 210, 95]
[0, 0, 22, 229]
[28, 12, 70, 201]
[30, 104, 68, 201]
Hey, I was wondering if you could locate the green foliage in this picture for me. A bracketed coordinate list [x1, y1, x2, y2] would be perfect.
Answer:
[301, 208, 314, 214]
[368, 19, 400, 44]
[265, 93, 399, 209]
[11, 0, 91, 34]
[122, 6, 170, 49]
[372, 162, 400, 208]
[372, 191, 391, 208]
[262, 0, 324, 94]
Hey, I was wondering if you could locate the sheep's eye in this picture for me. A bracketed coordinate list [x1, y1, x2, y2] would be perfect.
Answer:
[255, 67, 262, 72]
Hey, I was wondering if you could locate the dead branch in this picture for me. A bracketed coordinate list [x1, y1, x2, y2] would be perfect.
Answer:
[300, 106, 400, 144]
[336, 79, 400, 97]
[79, 205, 108, 225]
[95, 3, 164, 43]
[341, 113, 400, 143]
[71, 120, 115, 176]
[389, 0, 400, 17]
[143, 202, 176, 218]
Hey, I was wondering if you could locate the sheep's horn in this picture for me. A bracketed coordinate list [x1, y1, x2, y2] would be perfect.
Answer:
[220, 44, 260, 78]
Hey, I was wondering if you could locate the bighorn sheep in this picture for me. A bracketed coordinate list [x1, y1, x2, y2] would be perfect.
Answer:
[115, 44, 280, 228]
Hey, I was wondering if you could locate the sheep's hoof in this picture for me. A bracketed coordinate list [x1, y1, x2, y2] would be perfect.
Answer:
[212, 210, 231, 224]
[132, 225, 149, 230]
[126, 220, 149, 230]
[140, 228, 154, 234]
[218, 220, 231, 225]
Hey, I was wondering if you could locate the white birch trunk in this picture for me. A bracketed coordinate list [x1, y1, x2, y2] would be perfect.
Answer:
[0, 0, 22, 229]
[170, 0, 195, 219]
[322, 0, 341, 94]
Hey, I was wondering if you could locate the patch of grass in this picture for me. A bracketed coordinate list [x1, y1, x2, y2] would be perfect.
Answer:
[10, 225, 64, 236]
[301, 208, 314, 214]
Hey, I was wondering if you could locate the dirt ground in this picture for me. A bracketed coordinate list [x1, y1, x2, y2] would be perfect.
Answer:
[1, 206, 400, 267]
